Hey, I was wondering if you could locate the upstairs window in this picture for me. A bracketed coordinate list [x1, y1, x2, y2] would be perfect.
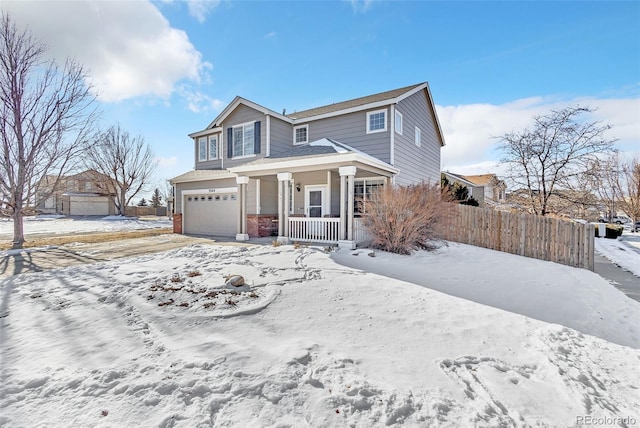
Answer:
[294, 125, 308, 145]
[228, 121, 261, 158]
[366, 109, 387, 134]
[415, 126, 421, 147]
[198, 137, 207, 161]
[395, 110, 403, 135]
[208, 135, 218, 160]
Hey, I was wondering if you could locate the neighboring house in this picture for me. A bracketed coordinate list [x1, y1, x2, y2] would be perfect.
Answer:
[442, 172, 507, 206]
[170, 82, 445, 248]
[36, 170, 117, 216]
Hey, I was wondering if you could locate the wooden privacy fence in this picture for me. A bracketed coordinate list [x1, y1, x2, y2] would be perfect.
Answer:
[443, 204, 595, 270]
[125, 206, 167, 217]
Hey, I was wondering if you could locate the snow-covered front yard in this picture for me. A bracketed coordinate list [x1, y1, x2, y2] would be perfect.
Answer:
[0, 215, 171, 237]
[1, 241, 639, 427]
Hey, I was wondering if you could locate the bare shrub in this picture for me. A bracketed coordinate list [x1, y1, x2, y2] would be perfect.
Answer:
[362, 182, 451, 255]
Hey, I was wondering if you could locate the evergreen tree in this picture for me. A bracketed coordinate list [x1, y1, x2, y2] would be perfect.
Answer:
[151, 188, 162, 208]
[137, 198, 148, 207]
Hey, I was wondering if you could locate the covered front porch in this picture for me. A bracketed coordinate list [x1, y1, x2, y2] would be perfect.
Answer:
[229, 142, 397, 248]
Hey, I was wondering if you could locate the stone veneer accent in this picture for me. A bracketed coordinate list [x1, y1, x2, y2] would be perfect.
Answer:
[247, 214, 278, 237]
[173, 213, 183, 234]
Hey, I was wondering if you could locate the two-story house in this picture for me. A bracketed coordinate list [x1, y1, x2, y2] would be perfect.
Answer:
[36, 169, 117, 216]
[170, 82, 445, 248]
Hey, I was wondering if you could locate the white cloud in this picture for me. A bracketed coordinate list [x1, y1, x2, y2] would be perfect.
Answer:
[348, 0, 374, 13]
[157, 156, 178, 168]
[2, 0, 211, 103]
[186, 0, 221, 23]
[179, 87, 224, 113]
[264, 31, 277, 40]
[437, 96, 640, 175]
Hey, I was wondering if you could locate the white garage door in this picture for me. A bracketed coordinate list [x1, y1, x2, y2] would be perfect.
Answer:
[184, 192, 238, 236]
[70, 196, 110, 216]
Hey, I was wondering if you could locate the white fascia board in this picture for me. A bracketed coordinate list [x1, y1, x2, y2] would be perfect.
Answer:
[188, 127, 222, 139]
[208, 97, 294, 129]
[230, 153, 398, 176]
[424, 83, 446, 147]
[205, 96, 241, 129]
[170, 172, 237, 184]
[443, 172, 475, 187]
[393, 82, 429, 103]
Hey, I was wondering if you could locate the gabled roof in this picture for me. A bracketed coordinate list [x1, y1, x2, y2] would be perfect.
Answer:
[286, 83, 425, 120]
[444, 172, 505, 187]
[190, 82, 446, 147]
[442, 172, 478, 187]
[204, 96, 293, 131]
[462, 174, 504, 186]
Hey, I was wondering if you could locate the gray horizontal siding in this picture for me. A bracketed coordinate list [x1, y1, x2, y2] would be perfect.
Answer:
[394, 90, 441, 186]
[222, 104, 267, 169]
[269, 116, 293, 156]
[194, 132, 223, 170]
[306, 108, 391, 164]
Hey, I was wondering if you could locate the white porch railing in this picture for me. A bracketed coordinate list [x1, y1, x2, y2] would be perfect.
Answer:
[287, 217, 371, 245]
[353, 217, 371, 244]
[289, 217, 340, 244]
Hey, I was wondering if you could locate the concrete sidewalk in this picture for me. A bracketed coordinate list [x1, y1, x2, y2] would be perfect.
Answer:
[594, 253, 640, 303]
[0, 234, 260, 280]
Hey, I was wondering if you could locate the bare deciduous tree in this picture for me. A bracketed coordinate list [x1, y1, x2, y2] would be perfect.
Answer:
[499, 106, 616, 216]
[620, 158, 640, 225]
[0, 13, 97, 248]
[587, 154, 640, 224]
[85, 124, 157, 215]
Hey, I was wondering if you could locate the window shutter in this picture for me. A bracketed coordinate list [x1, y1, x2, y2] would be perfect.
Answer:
[254, 121, 261, 154]
[227, 127, 233, 158]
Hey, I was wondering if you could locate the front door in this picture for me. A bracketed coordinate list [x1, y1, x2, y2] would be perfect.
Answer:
[305, 186, 325, 218]
[305, 185, 326, 238]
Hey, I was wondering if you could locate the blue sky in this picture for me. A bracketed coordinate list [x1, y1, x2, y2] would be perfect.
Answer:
[3, 0, 639, 198]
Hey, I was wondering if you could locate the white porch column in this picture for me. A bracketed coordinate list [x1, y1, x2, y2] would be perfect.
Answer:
[347, 174, 355, 240]
[339, 173, 346, 240]
[277, 172, 292, 243]
[339, 166, 357, 249]
[236, 176, 250, 241]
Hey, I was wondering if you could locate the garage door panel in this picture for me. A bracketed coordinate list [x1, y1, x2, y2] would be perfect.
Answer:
[184, 193, 237, 236]
[70, 196, 110, 216]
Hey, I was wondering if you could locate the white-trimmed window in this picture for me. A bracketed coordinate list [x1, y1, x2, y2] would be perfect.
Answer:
[198, 137, 207, 161]
[354, 178, 385, 216]
[366, 109, 387, 134]
[233, 122, 255, 158]
[415, 126, 421, 147]
[208, 135, 218, 160]
[395, 110, 403, 135]
[294, 125, 308, 145]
